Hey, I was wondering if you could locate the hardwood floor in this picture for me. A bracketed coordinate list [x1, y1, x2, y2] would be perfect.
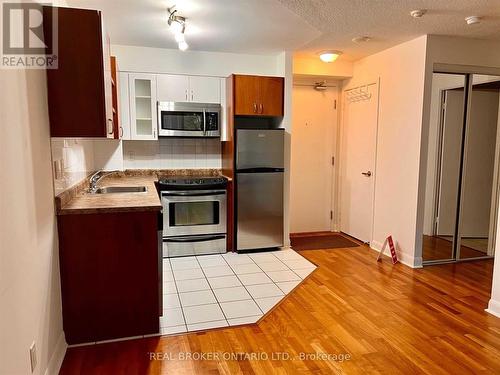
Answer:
[423, 235, 489, 261]
[60, 245, 500, 374]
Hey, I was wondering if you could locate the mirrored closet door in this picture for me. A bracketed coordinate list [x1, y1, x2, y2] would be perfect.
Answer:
[422, 72, 500, 264]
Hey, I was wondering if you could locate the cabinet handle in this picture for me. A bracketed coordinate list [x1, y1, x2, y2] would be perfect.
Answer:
[107, 119, 113, 134]
[191, 90, 194, 101]
[253, 103, 257, 113]
[259, 103, 263, 114]
[119, 126, 123, 138]
[185, 90, 188, 101]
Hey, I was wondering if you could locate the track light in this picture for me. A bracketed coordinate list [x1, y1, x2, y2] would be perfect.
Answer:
[168, 6, 188, 51]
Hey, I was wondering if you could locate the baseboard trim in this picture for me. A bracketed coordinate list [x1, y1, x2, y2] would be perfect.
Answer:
[486, 299, 500, 318]
[370, 240, 422, 268]
[44, 331, 67, 375]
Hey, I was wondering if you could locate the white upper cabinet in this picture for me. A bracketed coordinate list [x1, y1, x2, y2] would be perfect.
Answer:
[189, 76, 221, 103]
[156, 74, 221, 103]
[129, 73, 158, 140]
[118, 72, 131, 140]
[157, 74, 190, 102]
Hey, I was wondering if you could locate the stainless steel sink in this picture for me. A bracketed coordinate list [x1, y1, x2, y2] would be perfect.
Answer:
[92, 186, 148, 194]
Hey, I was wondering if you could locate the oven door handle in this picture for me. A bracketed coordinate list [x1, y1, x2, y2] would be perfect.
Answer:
[164, 235, 226, 243]
[202, 109, 206, 136]
[161, 190, 226, 197]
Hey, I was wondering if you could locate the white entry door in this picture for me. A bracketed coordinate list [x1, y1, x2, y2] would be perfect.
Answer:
[340, 83, 379, 242]
[290, 84, 337, 233]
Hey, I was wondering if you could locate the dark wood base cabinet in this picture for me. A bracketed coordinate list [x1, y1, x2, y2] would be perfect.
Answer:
[57, 211, 160, 344]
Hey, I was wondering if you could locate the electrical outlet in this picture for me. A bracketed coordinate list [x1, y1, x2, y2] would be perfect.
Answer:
[29, 342, 37, 373]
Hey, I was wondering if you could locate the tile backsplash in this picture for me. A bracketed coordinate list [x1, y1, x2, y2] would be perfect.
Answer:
[123, 138, 221, 170]
[51, 139, 95, 196]
[50, 138, 222, 196]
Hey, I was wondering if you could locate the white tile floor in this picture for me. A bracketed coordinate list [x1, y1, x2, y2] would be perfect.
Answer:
[160, 248, 316, 335]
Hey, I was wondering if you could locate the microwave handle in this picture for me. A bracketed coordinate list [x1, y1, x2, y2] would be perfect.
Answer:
[162, 190, 226, 197]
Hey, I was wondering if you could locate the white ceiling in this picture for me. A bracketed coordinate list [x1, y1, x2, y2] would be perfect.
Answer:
[65, 0, 319, 54]
[66, 0, 500, 61]
[280, 0, 500, 61]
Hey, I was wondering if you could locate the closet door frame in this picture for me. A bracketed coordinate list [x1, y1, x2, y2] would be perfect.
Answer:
[424, 70, 499, 265]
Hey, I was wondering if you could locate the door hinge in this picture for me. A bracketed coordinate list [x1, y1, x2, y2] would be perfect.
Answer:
[331, 156, 335, 166]
[334, 99, 337, 109]
[330, 211, 333, 220]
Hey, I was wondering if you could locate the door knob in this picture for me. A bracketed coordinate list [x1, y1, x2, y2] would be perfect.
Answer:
[362, 171, 372, 177]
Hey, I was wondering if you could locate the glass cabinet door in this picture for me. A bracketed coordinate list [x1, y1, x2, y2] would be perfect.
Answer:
[129, 74, 157, 140]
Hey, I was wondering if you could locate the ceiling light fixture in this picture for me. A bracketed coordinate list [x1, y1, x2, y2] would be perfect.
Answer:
[465, 16, 481, 25]
[410, 9, 426, 18]
[168, 6, 189, 51]
[178, 41, 189, 51]
[319, 50, 342, 63]
[352, 36, 371, 43]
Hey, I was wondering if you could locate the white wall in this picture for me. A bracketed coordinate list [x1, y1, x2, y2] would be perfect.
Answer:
[293, 55, 353, 79]
[51, 139, 95, 195]
[112, 44, 283, 77]
[342, 36, 428, 266]
[0, 69, 66, 374]
[277, 51, 294, 247]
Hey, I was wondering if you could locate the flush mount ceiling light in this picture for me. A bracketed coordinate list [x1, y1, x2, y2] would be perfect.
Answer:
[352, 36, 371, 43]
[465, 16, 481, 25]
[410, 9, 427, 18]
[319, 50, 342, 63]
[168, 6, 189, 51]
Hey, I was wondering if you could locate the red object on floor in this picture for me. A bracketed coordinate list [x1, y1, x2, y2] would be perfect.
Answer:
[376, 235, 398, 264]
[387, 236, 398, 264]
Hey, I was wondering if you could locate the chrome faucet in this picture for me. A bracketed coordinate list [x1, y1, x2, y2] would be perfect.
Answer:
[88, 170, 116, 193]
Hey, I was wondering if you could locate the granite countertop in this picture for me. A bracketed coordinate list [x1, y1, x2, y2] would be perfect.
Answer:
[56, 169, 224, 215]
[57, 174, 162, 215]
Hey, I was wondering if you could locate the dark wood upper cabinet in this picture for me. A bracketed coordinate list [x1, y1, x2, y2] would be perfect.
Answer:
[259, 76, 284, 116]
[234, 75, 260, 115]
[110, 56, 121, 139]
[234, 75, 284, 116]
[43, 6, 114, 137]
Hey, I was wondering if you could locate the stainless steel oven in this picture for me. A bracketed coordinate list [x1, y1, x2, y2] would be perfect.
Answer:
[158, 102, 221, 137]
[159, 177, 227, 258]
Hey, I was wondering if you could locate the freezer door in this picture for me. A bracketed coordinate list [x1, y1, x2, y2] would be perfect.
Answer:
[237, 172, 284, 250]
[236, 129, 284, 170]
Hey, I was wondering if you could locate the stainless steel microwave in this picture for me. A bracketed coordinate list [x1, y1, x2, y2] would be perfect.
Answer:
[157, 102, 221, 137]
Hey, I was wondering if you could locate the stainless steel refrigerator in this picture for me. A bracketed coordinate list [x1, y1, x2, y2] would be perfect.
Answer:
[236, 129, 284, 251]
